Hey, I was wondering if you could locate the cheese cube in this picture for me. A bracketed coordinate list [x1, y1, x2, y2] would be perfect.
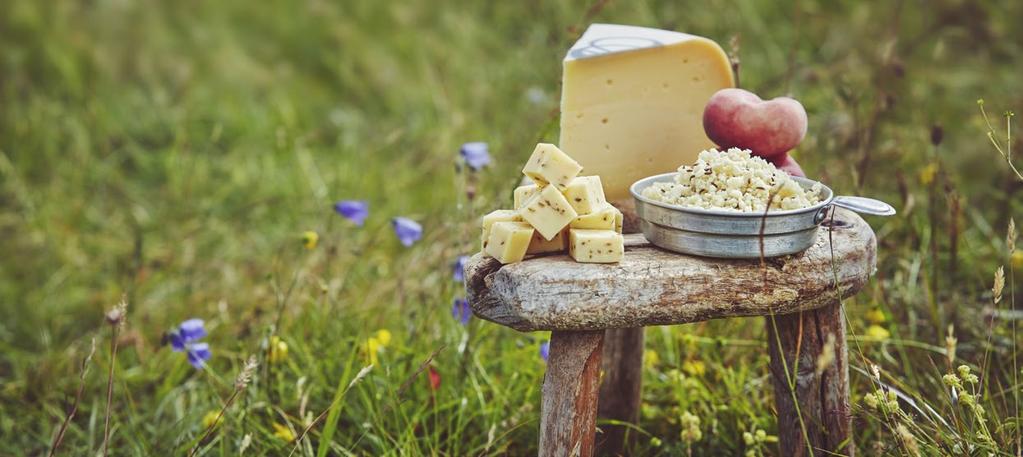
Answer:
[484, 222, 534, 264]
[513, 184, 540, 209]
[562, 176, 607, 215]
[569, 229, 624, 263]
[570, 204, 620, 231]
[481, 209, 523, 250]
[527, 228, 567, 255]
[522, 143, 583, 190]
[560, 24, 734, 200]
[519, 185, 578, 241]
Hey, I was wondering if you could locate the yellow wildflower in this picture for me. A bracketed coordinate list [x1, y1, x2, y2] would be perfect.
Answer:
[375, 329, 392, 346]
[201, 410, 222, 429]
[644, 349, 660, 369]
[272, 422, 296, 442]
[365, 329, 393, 366]
[1012, 251, 1023, 270]
[865, 309, 886, 325]
[268, 336, 288, 364]
[301, 231, 319, 250]
[682, 359, 706, 377]
[866, 324, 891, 340]
[919, 163, 938, 185]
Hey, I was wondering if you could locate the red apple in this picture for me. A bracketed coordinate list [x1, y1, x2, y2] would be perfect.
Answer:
[774, 154, 805, 178]
[703, 88, 808, 159]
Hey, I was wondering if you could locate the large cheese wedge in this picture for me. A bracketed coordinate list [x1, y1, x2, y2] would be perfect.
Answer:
[559, 24, 734, 201]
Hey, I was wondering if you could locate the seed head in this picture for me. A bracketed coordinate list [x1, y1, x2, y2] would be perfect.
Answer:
[993, 267, 1005, 305]
[105, 297, 128, 328]
[235, 356, 258, 390]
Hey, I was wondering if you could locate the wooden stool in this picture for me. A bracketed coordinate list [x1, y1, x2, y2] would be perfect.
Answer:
[465, 208, 875, 457]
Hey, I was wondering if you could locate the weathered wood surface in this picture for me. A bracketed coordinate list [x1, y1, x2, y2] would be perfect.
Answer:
[767, 302, 853, 457]
[465, 209, 876, 331]
[596, 327, 644, 456]
[540, 330, 605, 457]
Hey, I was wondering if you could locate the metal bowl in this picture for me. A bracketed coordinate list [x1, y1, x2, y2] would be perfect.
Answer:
[630, 172, 894, 258]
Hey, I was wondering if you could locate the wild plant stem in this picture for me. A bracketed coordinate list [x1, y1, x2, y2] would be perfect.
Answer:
[102, 325, 119, 457]
[187, 388, 240, 457]
[48, 338, 96, 457]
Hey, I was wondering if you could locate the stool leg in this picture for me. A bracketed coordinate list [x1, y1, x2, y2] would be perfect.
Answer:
[540, 330, 605, 457]
[597, 327, 644, 456]
[766, 302, 853, 457]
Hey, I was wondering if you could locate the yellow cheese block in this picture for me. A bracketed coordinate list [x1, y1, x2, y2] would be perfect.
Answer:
[527, 228, 567, 255]
[485, 221, 534, 264]
[570, 203, 621, 232]
[560, 24, 734, 201]
[519, 185, 578, 241]
[522, 143, 583, 191]
[568, 228, 624, 263]
[481, 209, 523, 250]
[513, 183, 540, 209]
[562, 175, 607, 215]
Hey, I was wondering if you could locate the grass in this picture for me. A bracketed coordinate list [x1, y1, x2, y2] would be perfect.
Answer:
[1, 0, 1022, 455]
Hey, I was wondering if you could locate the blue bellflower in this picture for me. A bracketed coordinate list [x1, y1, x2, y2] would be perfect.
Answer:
[168, 318, 212, 369]
[540, 341, 550, 362]
[334, 200, 369, 226]
[460, 142, 491, 171]
[452, 297, 471, 325]
[453, 255, 469, 283]
[392, 217, 423, 247]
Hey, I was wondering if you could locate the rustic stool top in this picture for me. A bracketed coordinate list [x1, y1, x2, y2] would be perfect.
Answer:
[465, 208, 876, 332]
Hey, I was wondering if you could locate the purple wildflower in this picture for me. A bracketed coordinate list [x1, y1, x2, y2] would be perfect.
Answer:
[166, 318, 212, 369]
[460, 142, 491, 171]
[392, 217, 423, 247]
[334, 200, 369, 226]
[186, 342, 212, 368]
[453, 255, 469, 283]
[540, 341, 550, 362]
[452, 297, 471, 325]
[179, 319, 206, 341]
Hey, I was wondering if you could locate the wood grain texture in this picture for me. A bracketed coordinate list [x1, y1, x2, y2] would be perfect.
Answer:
[466, 209, 876, 331]
[596, 327, 644, 456]
[540, 330, 605, 457]
[767, 302, 853, 457]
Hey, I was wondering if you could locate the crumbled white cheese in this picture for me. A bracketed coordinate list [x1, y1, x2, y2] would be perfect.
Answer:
[641, 148, 822, 212]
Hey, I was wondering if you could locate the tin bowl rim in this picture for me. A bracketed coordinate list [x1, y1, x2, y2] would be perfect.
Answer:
[630, 172, 835, 218]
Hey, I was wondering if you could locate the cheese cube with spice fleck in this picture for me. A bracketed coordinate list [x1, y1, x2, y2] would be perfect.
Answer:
[521, 143, 583, 190]
[562, 176, 607, 215]
[570, 204, 622, 233]
[527, 228, 567, 254]
[484, 222, 535, 264]
[569, 229, 624, 263]
[519, 185, 578, 241]
[513, 184, 540, 209]
[481, 209, 523, 250]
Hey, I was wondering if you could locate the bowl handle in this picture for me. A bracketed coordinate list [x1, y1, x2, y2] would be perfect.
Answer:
[831, 196, 896, 216]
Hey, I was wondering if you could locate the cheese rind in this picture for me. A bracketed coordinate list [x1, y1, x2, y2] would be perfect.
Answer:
[570, 203, 621, 232]
[519, 185, 578, 241]
[568, 229, 624, 263]
[481, 209, 523, 250]
[522, 143, 583, 190]
[485, 222, 534, 264]
[562, 176, 607, 215]
[527, 228, 567, 254]
[560, 24, 735, 200]
[513, 184, 540, 209]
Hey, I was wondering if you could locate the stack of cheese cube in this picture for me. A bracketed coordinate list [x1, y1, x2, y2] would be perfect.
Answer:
[481, 143, 624, 265]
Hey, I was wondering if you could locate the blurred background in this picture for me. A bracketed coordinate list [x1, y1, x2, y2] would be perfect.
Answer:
[1, 0, 1022, 455]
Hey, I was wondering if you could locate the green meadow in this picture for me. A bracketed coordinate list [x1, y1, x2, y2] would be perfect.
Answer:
[2, 0, 1022, 455]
